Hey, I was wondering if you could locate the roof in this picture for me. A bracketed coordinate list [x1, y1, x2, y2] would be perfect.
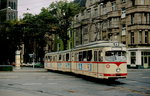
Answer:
[74, 41, 126, 50]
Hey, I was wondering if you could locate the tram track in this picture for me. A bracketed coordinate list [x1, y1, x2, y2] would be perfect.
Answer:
[116, 86, 149, 96]
[115, 79, 150, 96]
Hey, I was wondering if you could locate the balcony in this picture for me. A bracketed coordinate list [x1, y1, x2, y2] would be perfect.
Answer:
[127, 22, 150, 30]
[128, 44, 150, 47]
[127, 5, 150, 15]
[107, 10, 121, 18]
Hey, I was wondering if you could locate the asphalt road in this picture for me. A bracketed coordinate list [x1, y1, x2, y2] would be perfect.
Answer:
[0, 67, 149, 96]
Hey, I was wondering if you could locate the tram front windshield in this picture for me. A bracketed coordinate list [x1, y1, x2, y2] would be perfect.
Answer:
[105, 51, 126, 62]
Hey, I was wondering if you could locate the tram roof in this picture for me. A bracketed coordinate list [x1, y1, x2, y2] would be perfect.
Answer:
[45, 49, 71, 55]
[73, 41, 126, 50]
[45, 41, 126, 55]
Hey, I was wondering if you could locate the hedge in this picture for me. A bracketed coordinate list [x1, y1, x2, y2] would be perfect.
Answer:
[0, 65, 13, 71]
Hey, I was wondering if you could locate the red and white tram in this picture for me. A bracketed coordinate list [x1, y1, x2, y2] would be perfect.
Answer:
[44, 41, 127, 80]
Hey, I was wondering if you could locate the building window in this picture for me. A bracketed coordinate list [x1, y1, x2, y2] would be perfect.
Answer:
[131, 52, 136, 64]
[140, 0, 145, 5]
[145, 31, 148, 43]
[131, 14, 134, 24]
[139, 31, 142, 43]
[14, 2, 16, 9]
[121, 0, 126, 3]
[87, 9, 91, 18]
[132, 0, 135, 6]
[83, 26, 88, 35]
[131, 32, 134, 44]
[112, 18, 119, 27]
[9, 1, 11, 7]
[102, 4, 107, 15]
[112, 2, 116, 11]
[94, 8, 98, 17]
[11, 2, 13, 9]
[122, 24, 126, 35]
[121, 7, 126, 18]
[144, 13, 150, 24]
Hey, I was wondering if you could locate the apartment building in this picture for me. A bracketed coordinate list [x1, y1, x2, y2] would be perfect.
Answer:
[73, 0, 150, 68]
[0, 0, 18, 23]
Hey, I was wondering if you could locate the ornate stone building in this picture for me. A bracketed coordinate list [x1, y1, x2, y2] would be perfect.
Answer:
[0, 0, 18, 23]
[73, 0, 150, 68]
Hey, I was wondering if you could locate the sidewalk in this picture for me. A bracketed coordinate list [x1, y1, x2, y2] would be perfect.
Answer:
[128, 68, 150, 72]
[13, 67, 46, 72]
[0, 89, 37, 96]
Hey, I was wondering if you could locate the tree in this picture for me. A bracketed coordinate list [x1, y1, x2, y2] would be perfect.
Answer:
[0, 20, 24, 64]
[21, 13, 47, 63]
[21, 10, 58, 63]
[48, 0, 81, 50]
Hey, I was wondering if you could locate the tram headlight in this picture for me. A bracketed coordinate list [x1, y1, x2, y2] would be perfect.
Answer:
[116, 68, 121, 72]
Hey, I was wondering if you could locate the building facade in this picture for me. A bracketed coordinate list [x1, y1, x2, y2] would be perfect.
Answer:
[73, 0, 150, 68]
[0, 0, 18, 23]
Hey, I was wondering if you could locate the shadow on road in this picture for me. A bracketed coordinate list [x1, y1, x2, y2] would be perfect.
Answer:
[47, 69, 126, 86]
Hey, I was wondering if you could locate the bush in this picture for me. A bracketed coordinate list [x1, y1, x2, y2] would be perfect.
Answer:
[0, 65, 13, 71]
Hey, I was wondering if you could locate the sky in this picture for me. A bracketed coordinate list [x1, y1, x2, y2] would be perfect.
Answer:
[18, 0, 71, 18]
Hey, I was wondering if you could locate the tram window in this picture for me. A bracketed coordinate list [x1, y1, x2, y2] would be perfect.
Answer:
[87, 50, 92, 61]
[83, 51, 87, 61]
[59, 55, 61, 61]
[51, 56, 53, 61]
[75, 53, 78, 61]
[63, 55, 65, 61]
[48, 56, 52, 61]
[52, 56, 54, 61]
[99, 51, 102, 62]
[105, 51, 126, 62]
[47, 56, 49, 61]
[45, 56, 48, 60]
[66, 53, 69, 61]
[79, 52, 83, 61]
[50, 56, 52, 61]
[94, 51, 97, 61]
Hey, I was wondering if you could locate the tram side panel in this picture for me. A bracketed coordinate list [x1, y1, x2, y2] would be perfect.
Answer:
[71, 61, 77, 73]
[76, 62, 83, 75]
[82, 62, 92, 76]
[97, 63, 105, 79]
[82, 62, 98, 78]
[72, 61, 98, 78]
[62, 61, 71, 72]
[100, 63, 127, 79]
[91, 62, 98, 78]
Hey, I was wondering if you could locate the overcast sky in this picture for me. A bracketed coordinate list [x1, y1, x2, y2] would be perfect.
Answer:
[18, 0, 68, 18]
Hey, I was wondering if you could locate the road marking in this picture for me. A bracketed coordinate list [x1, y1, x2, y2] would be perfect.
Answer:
[22, 83, 42, 86]
[22, 83, 57, 86]
[127, 81, 137, 83]
[142, 77, 150, 79]
[47, 83, 57, 85]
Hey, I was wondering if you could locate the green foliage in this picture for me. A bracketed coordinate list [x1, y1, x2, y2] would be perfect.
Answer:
[0, 65, 13, 71]
[0, 20, 25, 64]
[0, 1, 81, 64]
[48, 0, 81, 50]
